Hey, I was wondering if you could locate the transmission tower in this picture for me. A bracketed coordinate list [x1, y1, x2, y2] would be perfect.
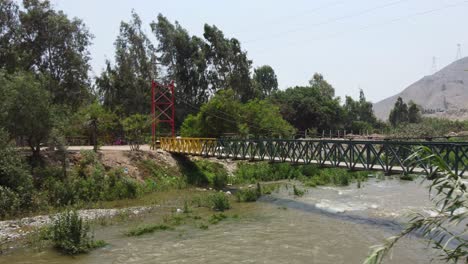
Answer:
[455, 43, 462, 60]
[431, 56, 438, 74]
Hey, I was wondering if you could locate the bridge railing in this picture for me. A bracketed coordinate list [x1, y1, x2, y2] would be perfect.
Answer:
[159, 137, 217, 155]
[159, 137, 468, 176]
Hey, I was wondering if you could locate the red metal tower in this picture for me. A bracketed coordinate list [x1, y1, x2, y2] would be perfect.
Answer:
[151, 80, 175, 147]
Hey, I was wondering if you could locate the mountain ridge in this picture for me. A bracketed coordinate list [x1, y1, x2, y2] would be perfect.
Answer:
[373, 57, 468, 121]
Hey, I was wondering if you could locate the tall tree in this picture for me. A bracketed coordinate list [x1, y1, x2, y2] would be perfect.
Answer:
[96, 11, 157, 116]
[272, 74, 344, 132]
[203, 24, 253, 102]
[389, 97, 409, 127]
[18, 0, 93, 108]
[2, 71, 52, 161]
[151, 14, 208, 126]
[0, 0, 20, 72]
[253, 65, 278, 99]
[309, 73, 335, 99]
[408, 100, 422, 123]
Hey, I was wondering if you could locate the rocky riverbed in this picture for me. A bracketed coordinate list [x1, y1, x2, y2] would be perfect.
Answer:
[0, 206, 153, 244]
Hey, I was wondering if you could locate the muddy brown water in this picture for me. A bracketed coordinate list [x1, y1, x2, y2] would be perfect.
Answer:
[0, 177, 446, 264]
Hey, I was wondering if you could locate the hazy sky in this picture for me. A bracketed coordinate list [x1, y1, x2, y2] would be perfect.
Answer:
[49, 0, 468, 103]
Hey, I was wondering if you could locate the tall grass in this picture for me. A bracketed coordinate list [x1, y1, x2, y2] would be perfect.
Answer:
[51, 210, 105, 255]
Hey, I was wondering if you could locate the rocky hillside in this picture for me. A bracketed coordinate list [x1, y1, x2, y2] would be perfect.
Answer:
[373, 57, 468, 120]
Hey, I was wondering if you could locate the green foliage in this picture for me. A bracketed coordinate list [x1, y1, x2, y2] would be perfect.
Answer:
[19, 0, 93, 108]
[0, 129, 34, 214]
[122, 114, 150, 151]
[138, 159, 186, 191]
[126, 224, 174, 237]
[253, 65, 278, 99]
[365, 147, 467, 264]
[75, 102, 117, 151]
[272, 76, 344, 132]
[96, 11, 156, 116]
[180, 89, 295, 138]
[1, 72, 52, 158]
[0, 186, 20, 218]
[233, 162, 303, 183]
[388, 117, 468, 138]
[195, 160, 228, 189]
[51, 210, 105, 255]
[208, 192, 230, 211]
[39, 151, 139, 207]
[292, 185, 305, 197]
[235, 188, 260, 202]
[389, 97, 422, 127]
[208, 213, 228, 224]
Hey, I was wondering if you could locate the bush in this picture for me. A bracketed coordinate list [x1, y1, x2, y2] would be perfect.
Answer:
[208, 192, 230, 211]
[293, 185, 305, 197]
[236, 186, 261, 202]
[194, 160, 228, 189]
[51, 210, 105, 255]
[233, 162, 303, 183]
[0, 186, 21, 218]
[125, 224, 174, 236]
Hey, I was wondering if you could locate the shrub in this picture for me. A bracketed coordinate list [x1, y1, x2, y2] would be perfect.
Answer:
[209, 213, 227, 224]
[194, 160, 228, 189]
[236, 188, 261, 202]
[0, 186, 20, 218]
[51, 210, 105, 255]
[126, 224, 174, 236]
[209, 192, 230, 211]
[293, 185, 305, 197]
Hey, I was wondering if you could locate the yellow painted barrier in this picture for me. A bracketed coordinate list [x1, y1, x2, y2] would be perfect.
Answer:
[159, 137, 217, 155]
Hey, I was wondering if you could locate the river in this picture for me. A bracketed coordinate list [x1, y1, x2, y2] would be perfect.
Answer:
[0, 177, 445, 264]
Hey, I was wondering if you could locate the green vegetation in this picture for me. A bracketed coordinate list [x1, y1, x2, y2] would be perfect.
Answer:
[180, 89, 295, 138]
[236, 188, 261, 202]
[209, 213, 228, 225]
[365, 147, 467, 264]
[232, 162, 368, 188]
[51, 210, 106, 255]
[126, 224, 174, 237]
[292, 185, 305, 197]
[388, 97, 422, 127]
[122, 114, 151, 151]
[208, 193, 231, 212]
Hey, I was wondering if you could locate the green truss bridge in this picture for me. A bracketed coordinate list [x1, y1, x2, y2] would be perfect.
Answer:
[160, 137, 468, 176]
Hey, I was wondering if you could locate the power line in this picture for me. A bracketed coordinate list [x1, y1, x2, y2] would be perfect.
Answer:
[232, 0, 346, 35]
[244, 0, 410, 43]
[251, 0, 468, 54]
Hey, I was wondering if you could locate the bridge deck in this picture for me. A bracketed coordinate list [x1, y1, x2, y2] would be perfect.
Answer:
[160, 137, 468, 176]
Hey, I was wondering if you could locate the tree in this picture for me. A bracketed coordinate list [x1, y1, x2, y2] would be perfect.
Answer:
[408, 100, 422, 123]
[388, 97, 409, 127]
[180, 89, 295, 138]
[309, 73, 335, 99]
[253, 65, 278, 99]
[18, 0, 93, 108]
[0, 0, 20, 72]
[2, 71, 52, 161]
[343, 89, 378, 132]
[203, 24, 253, 102]
[272, 74, 344, 132]
[0, 128, 34, 211]
[151, 14, 209, 126]
[76, 102, 117, 152]
[122, 114, 150, 151]
[96, 11, 157, 116]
